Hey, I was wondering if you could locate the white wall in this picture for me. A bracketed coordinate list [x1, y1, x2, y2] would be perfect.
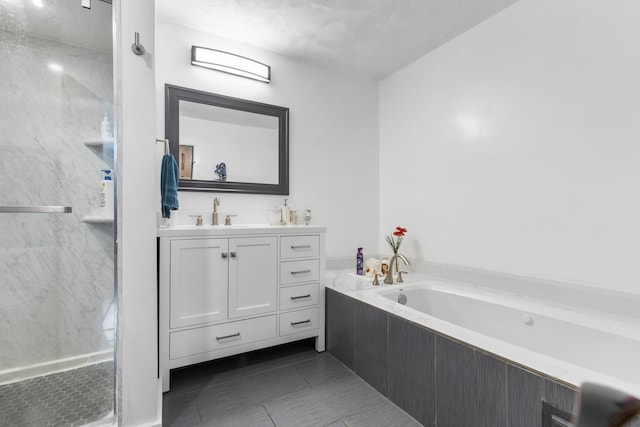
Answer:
[117, 0, 161, 425]
[156, 21, 379, 261]
[379, 0, 640, 294]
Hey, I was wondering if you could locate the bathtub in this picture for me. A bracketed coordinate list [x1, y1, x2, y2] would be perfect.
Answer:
[332, 273, 640, 398]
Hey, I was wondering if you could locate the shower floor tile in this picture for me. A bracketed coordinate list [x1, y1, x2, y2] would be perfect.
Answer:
[0, 361, 114, 427]
[163, 339, 422, 427]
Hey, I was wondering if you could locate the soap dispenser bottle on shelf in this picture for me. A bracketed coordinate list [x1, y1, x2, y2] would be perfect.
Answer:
[99, 169, 113, 216]
[101, 113, 112, 141]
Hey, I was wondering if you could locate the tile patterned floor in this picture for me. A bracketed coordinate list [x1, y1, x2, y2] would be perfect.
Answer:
[0, 361, 114, 427]
[164, 339, 422, 427]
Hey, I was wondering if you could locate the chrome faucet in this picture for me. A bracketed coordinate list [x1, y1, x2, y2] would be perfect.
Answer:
[212, 197, 220, 225]
[384, 253, 411, 284]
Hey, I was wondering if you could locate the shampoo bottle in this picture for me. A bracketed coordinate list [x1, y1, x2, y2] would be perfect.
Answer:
[101, 113, 112, 141]
[356, 248, 364, 275]
[99, 169, 113, 215]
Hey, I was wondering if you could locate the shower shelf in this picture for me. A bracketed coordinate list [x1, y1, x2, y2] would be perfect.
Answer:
[84, 138, 114, 148]
[82, 215, 114, 224]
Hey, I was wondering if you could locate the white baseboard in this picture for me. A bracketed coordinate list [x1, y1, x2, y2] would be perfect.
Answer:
[0, 349, 114, 385]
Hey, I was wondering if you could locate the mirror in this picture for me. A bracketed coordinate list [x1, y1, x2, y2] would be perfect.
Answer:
[165, 84, 289, 194]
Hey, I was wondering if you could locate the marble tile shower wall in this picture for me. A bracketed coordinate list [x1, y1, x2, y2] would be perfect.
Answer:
[0, 29, 114, 373]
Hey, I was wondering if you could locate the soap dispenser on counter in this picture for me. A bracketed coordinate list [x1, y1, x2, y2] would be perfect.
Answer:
[281, 199, 290, 224]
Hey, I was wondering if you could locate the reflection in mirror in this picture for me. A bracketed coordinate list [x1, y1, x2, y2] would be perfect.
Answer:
[165, 85, 289, 194]
[179, 101, 279, 183]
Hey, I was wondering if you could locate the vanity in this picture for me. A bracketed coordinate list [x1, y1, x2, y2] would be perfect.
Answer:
[158, 225, 326, 391]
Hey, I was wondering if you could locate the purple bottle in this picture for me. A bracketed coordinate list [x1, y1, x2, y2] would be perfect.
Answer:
[356, 248, 364, 275]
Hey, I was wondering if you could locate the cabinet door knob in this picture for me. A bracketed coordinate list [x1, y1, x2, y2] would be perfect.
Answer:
[221, 252, 228, 259]
[230, 251, 237, 258]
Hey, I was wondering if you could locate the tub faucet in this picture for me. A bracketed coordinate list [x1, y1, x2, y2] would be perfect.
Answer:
[384, 253, 411, 284]
[212, 197, 220, 225]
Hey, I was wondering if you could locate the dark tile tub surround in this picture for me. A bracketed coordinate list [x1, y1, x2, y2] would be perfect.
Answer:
[326, 287, 591, 427]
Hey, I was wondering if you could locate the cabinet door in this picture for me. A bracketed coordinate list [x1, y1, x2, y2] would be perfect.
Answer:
[170, 238, 228, 328]
[228, 236, 278, 319]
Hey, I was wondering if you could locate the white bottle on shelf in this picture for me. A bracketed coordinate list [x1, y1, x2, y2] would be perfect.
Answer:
[101, 113, 112, 141]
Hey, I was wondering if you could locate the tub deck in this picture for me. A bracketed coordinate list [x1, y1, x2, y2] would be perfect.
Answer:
[329, 271, 640, 398]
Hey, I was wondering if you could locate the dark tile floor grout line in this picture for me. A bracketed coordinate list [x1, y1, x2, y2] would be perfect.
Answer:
[241, 354, 318, 377]
[263, 403, 278, 427]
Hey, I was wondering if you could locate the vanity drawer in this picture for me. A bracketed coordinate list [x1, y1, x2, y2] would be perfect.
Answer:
[279, 283, 318, 311]
[280, 259, 320, 285]
[169, 315, 277, 359]
[279, 307, 319, 337]
[281, 235, 319, 259]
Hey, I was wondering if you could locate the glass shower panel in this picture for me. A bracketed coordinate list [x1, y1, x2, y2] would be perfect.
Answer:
[0, 1, 115, 426]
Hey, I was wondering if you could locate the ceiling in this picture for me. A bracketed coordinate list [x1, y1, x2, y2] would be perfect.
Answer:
[157, 0, 520, 80]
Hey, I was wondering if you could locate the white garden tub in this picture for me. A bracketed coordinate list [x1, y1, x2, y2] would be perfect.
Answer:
[332, 272, 640, 397]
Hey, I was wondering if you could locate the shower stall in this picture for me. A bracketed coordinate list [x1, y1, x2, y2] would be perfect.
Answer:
[0, 1, 116, 426]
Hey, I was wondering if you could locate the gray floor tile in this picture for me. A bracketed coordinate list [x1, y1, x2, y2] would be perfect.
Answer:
[238, 339, 318, 376]
[265, 374, 385, 427]
[294, 352, 353, 386]
[169, 356, 244, 395]
[199, 404, 275, 427]
[164, 340, 426, 427]
[163, 390, 201, 427]
[197, 365, 310, 422]
[342, 398, 422, 427]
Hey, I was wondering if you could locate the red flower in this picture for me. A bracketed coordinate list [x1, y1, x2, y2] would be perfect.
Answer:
[393, 226, 407, 237]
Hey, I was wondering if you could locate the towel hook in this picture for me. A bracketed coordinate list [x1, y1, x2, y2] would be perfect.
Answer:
[131, 32, 145, 56]
[156, 138, 170, 155]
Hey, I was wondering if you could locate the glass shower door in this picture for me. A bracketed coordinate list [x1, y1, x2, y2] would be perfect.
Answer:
[0, 1, 116, 426]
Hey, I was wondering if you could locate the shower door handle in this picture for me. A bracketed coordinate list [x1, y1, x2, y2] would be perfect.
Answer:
[0, 205, 73, 213]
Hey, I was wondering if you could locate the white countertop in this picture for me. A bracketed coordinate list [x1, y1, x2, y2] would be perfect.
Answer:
[157, 224, 326, 238]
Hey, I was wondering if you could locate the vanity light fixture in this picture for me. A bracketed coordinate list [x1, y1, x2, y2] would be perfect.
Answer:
[191, 46, 271, 83]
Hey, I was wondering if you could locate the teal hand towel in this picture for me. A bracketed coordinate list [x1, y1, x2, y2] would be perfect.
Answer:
[161, 153, 179, 218]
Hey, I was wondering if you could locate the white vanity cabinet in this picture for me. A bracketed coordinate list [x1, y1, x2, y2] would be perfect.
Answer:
[158, 225, 325, 392]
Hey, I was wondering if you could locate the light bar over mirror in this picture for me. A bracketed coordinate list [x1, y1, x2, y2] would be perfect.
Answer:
[191, 46, 271, 83]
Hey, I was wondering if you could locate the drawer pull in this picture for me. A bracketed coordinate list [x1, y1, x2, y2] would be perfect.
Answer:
[221, 252, 228, 259]
[230, 251, 237, 258]
[290, 269, 311, 275]
[216, 332, 240, 340]
[290, 319, 311, 326]
[291, 245, 312, 249]
[290, 294, 312, 300]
